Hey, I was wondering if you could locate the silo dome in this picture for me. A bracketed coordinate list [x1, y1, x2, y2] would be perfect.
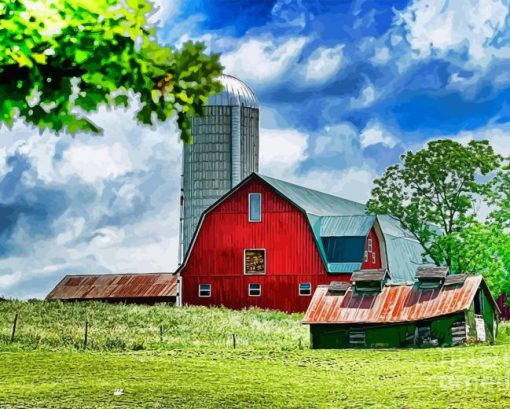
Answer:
[179, 75, 259, 263]
[206, 75, 259, 109]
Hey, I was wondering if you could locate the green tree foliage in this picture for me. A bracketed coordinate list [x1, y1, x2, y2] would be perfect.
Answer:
[367, 140, 509, 295]
[0, 0, 223, 142]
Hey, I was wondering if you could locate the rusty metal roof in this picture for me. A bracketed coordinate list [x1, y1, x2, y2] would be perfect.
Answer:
[303, 275, 498, 324]
[46, 273, 177, 301]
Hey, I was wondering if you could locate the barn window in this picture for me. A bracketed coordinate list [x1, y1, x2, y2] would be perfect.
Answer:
[371, 252, 376, 263]
[367, 238, 373, 252]
[364, 251, 368, 262]
[244, 249, 266, 274]
[248, 283, 261, 297]
[248, 193, 262, 222]
[299, 283, 312, 296]
[198, 284, 211, 298]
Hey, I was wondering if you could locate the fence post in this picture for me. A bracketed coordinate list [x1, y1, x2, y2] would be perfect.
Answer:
[232, 333, 236, 349]
[84, 320, 88, 350]
[10, 313, 18, 343]
[299, 337, 302, 349]
[160, 324, 163, 342]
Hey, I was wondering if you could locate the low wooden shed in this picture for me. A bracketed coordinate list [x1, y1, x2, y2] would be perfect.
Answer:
[303, 269, 500, 348]
[46, 273, 178, 304]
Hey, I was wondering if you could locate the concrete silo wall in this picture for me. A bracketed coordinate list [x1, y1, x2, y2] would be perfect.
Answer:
[182, 106, 233, 257]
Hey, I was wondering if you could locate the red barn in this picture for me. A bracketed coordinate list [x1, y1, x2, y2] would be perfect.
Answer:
[177, 173, 427, 313]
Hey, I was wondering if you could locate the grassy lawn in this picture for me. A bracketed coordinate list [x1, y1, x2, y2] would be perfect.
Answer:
[1, 301, 510, 408]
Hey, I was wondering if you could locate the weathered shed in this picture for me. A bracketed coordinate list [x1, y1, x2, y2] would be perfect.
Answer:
[46, 273, 177, 304]
[303, 274, 499, 348]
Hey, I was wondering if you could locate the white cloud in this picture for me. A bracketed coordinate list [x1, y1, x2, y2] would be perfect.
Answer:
[0, 103, 183, 299]
[260, 125, 375, 204]
[221, 36, 308, 85]
[350, 84, 377, 109]
[59, 143, 132, 184]
[360, 122, 398, 148]
[148, 0, 180, 27]
[259, 127, 308, 179]
[372, 47, 391, 64]
[301, 45, 345, 83]
[399, 0, 509, 65]
[291, 167, 375, 204]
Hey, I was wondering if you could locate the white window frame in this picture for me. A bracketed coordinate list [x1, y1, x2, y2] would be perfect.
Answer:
[244, 248, 266, 275]
[299, 282, 312, 296]
[198, 284, 211, 298]
[367, 238, 373, 252]
[364, 251, 368, 262]
[248, 193, 262, 222]
[248, 283, 262, 297]
[372, 252, 376, 264]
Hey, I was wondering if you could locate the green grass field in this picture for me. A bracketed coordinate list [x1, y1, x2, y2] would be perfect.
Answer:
[1, 301, 510, 408]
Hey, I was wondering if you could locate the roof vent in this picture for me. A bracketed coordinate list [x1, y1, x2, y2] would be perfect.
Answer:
[351, 270, 388, 293]
[443, 274, 467, 287]
[328, 281, 351, 295]
[415, 267, 449, 289]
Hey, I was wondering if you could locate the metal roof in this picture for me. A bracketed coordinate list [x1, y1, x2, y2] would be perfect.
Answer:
[377, 215, 431, 283]
[303, 275, 497, 324]
[328, 262, 363, 273]
[259, 174, 366, 217]
[46, 273, 177, 301]
[206, 75, 258, 108]
[320, 215, 375, 237]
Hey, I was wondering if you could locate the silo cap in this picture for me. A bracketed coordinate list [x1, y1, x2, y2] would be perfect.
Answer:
[206, 74, 259, 108]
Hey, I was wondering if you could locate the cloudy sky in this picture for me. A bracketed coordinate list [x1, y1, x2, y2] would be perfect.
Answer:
[2, 0, 510, 298]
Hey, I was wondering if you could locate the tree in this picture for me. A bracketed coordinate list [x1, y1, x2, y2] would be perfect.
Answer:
[367, 139, 503, 276]
[0, 0, 223, 143]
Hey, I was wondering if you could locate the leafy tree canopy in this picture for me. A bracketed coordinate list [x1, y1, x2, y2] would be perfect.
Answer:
[367, 139, 510, 296]
[0, 0, 223, 142]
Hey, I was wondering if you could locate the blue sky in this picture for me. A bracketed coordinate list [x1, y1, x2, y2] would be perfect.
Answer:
[2, 0, 510, 298]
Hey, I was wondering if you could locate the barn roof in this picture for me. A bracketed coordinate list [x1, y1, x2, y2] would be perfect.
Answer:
[303, 275, 499, 324]
[46, 273, 177, 301]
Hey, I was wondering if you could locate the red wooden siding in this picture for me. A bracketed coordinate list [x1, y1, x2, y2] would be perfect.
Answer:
[180, 179, 350, 313]
[361, 228, 382, 270]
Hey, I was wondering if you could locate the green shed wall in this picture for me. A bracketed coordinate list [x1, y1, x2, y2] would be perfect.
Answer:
[465, 290, 497, 344]
[310, 314, 467, 349]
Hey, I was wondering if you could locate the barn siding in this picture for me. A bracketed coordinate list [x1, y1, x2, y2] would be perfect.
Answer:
[181, 179, 351, 312]
[360, 228, 382, 270]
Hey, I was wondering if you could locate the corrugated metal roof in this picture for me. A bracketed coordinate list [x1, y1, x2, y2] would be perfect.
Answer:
[328, 262, 363, 273]
[46, 273, 177, 301]
[206, 75, 258, 108]
[320, 215, 375, 237]
[377, 215, 432, 282]
[259, 175, 366, 217]
[303, 275, 491, 324]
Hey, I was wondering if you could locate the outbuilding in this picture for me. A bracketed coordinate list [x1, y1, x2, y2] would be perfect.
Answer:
[303, 268, 500, 348]
[46, 273, 177, 304]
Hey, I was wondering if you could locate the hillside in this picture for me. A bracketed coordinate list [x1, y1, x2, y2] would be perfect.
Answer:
[1, 301, 510, 408]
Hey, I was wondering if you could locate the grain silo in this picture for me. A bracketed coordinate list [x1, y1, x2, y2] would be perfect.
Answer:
[179, 74, 259, 263]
